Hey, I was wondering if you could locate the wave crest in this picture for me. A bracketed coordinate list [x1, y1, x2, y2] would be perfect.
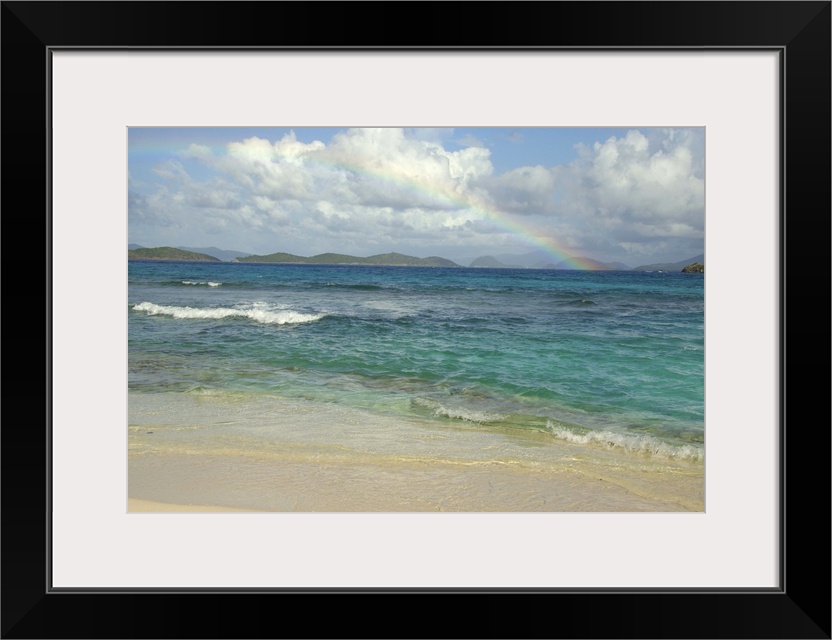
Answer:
[412, 398, 505, 424]
[546, 421, 703, 461]
[132, 302, 324, 325]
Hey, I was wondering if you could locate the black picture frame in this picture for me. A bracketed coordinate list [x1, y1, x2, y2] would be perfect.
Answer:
[3, 2, 829, 638]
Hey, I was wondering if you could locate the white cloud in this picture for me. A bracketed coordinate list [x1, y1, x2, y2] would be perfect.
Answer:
[477, 128, 704, 262]
[572, 130, 705, 246]
[322, 128, 493, 199]
[151, 160, 189, 181]
[485, 165, 558, 214]
[179, 144, 212, 161]
[455, 133, 487, 149]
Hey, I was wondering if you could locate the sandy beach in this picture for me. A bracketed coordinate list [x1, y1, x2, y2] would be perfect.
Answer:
[127, 498, 255, 513]
[128, 391, 704, 513]
[128, 452, 703, 513]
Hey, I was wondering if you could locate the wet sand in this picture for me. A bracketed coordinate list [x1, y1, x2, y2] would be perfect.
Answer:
[128, 392, 704, 513]
[128, 449, 703, 513]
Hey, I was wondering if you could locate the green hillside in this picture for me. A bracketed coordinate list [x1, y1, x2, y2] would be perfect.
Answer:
[363, 253, 458, 267]
[237, 252, 307, 263]
[237, 251, 459, 267]
[128, 246, 220, 261]
[310, 253, 368, 264]
[681, 262, 704, 273]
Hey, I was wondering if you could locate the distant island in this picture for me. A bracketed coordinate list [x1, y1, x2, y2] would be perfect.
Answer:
[129, 244, 251, 261]
[469, 255, 508, 268]
[631, 254, 705, 272]
[236, 251, 460, 267]
[128, 247, 221, 262]
[177, 246, 252, 261]
[681, 262, 704, 273]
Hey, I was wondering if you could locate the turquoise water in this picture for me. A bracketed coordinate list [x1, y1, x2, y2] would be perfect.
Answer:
[128, 261, 704, 460]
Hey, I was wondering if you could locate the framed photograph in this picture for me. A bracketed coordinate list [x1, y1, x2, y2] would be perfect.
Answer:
[4, 2, 829, 638]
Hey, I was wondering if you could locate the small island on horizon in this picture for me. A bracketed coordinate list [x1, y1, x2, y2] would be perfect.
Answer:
[128, 246, 221, 262]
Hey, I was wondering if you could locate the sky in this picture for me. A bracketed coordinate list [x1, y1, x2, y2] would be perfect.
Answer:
[128, 127, 704, 267]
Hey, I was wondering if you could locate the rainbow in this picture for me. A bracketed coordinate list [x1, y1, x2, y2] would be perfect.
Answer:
[290, 152, 595, 270]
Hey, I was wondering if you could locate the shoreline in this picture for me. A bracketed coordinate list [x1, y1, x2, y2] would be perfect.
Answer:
[128, 391, 704, 513]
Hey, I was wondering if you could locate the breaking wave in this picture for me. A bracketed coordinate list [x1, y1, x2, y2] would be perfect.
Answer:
[545, 421, 703, 461]
[182, 280, 222, 287]
[412, 397, 505, 424]
[132, 301, 325, 325]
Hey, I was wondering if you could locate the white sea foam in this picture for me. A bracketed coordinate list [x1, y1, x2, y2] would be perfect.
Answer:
[545, 421, 703, 461]
[413, 398, 504, 424]
[133, 302, 324, 325]
[182, 281, 222, 287]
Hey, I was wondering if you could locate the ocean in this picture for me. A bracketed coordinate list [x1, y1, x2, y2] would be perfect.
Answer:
[128, 260, 705, 511]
